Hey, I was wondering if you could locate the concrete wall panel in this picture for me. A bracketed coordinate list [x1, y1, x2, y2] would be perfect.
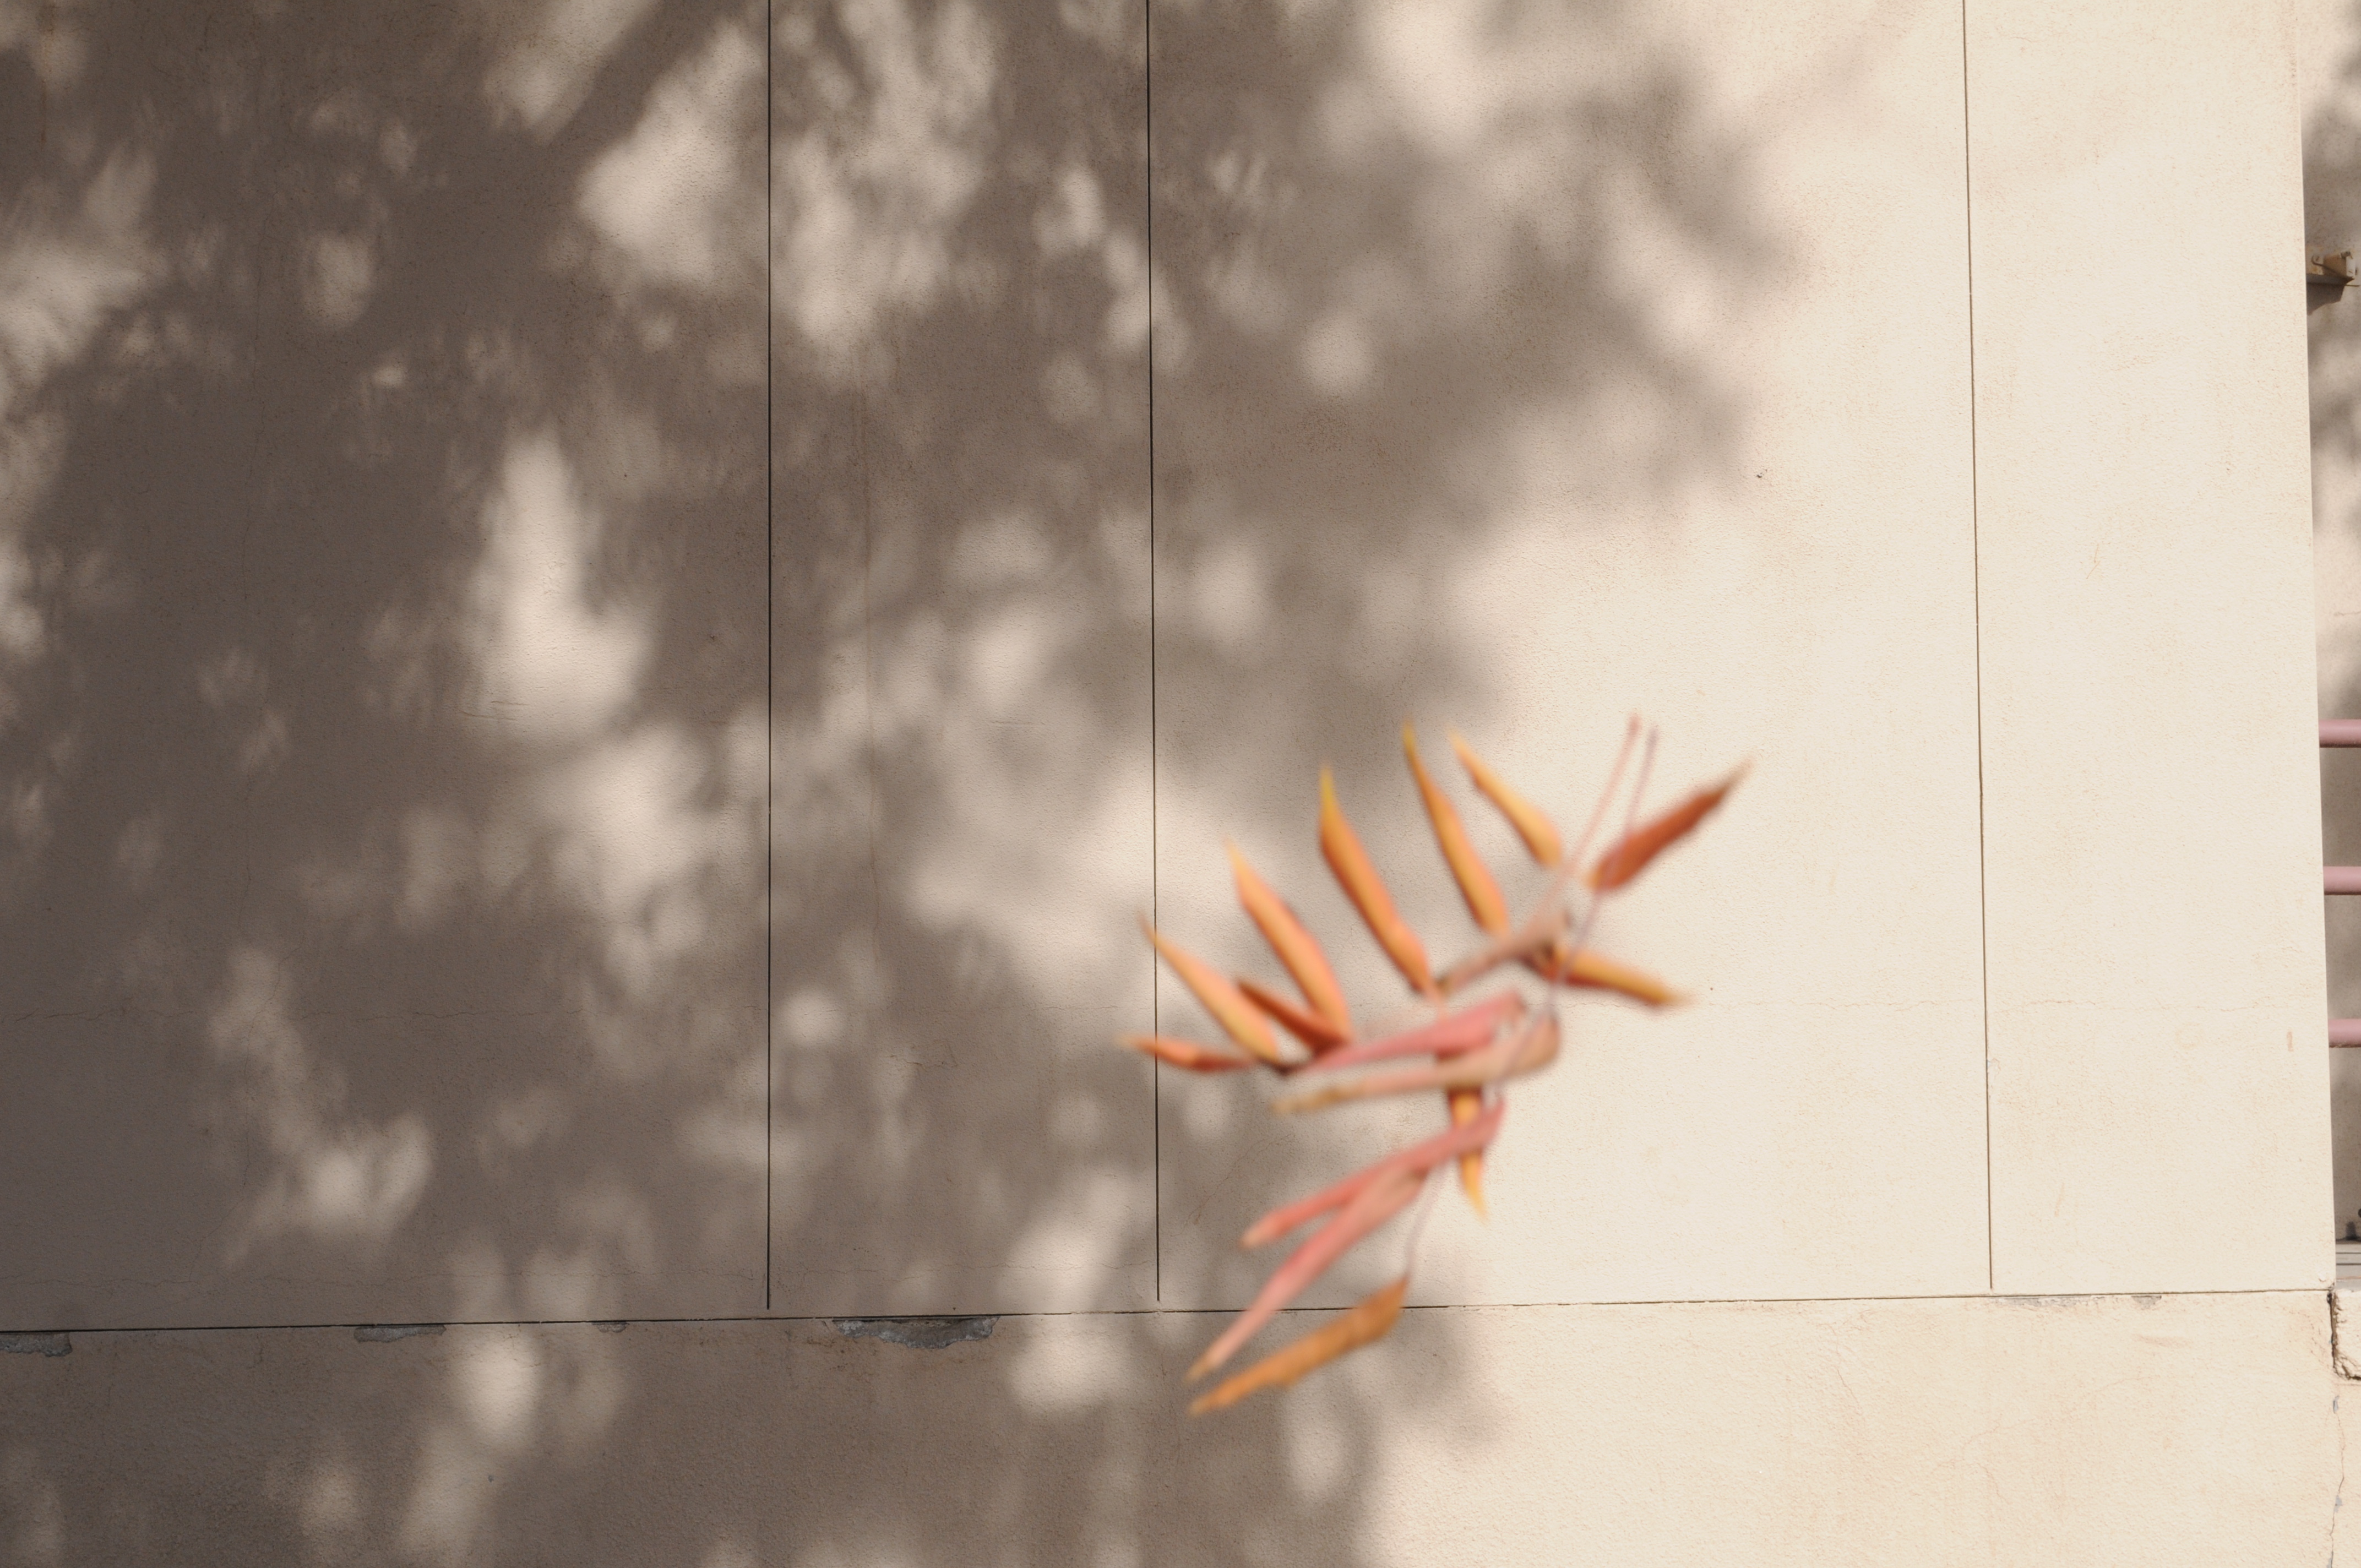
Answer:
[766, 3, 1156, 1316]
[0, 1, 773, 1330]
[1147, 0, 1989, 1309]
[0, 1291, 2336, 1567]
[2301, 0, 2361, 1240]
[1970, 0, 2330, 1294]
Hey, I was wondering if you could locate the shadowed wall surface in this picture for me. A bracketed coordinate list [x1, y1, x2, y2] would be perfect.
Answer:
[1, 0, 2346, 1562]
[1, 0, 772, 1330]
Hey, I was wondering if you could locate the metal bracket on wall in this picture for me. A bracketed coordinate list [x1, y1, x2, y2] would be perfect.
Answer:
[2310, 251, 2352, 312]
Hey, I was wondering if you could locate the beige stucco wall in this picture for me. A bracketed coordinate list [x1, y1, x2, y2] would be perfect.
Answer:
[0, 0, 2346, 1562]
[2309, 0, 2361, 1236]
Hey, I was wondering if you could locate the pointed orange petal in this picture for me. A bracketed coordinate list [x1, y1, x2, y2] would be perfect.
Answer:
[1189, 1276, 1408, 1414]
[1227, 845, 1352, 1034]
[1237, 978, 1348, 1053]
[1447, 1088, 1487, 1217]
[1586, 767, 1744, 892]
[1318, 767, 1435, 995]
[1450, 731, 1564, 867]
[1242, 1099, 1505, 1249]
[1121, 1034, 1258, 1072]
[1532, 945, 1683, 1008]
[1190, 1166, 1423, 1380]
[1141, 918, 1287, 1066]
[1405, 725, 1509, 935]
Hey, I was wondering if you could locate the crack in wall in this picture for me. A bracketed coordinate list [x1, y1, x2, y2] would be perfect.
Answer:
[2331, 1391, 2344, 1568]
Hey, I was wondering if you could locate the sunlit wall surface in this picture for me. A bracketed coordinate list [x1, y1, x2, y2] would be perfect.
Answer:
[0, 1, 2343, 1563]
[2309, 0, 2361, 1235]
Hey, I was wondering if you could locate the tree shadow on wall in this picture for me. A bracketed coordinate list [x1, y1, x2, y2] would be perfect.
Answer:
[0, 0, 773, 1333]
[0, 0, 1767, 1562]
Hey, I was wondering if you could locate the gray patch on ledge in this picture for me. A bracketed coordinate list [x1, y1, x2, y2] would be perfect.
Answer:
[0, 1332, 69, 1357]
[829, 1316, 996, 1350]
[355, 1323, 447, 1343]
[2333, 1288, 2361, 1380]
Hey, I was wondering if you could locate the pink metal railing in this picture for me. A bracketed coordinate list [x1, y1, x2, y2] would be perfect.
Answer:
[2325, 722, 2361, 1044]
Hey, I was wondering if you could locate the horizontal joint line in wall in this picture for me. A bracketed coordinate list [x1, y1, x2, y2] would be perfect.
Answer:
[9, 1288, 2333, 1339]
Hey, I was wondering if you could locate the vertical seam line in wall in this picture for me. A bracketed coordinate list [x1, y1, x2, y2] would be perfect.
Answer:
[1146, 0, 1161, 1306]
[764, 0, 776, 1314]
[1960, 0, 1994, 1294]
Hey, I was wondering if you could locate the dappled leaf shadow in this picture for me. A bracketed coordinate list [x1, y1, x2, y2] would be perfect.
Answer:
[0, 0, 769, 1331]
[0, 0, 1762, 1559]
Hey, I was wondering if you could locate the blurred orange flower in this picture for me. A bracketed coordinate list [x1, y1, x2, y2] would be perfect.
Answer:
[1128, 720, 1739, 1411]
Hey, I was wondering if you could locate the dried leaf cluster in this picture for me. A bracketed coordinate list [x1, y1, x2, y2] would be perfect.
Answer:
[1127, 721, 1739, 1414]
